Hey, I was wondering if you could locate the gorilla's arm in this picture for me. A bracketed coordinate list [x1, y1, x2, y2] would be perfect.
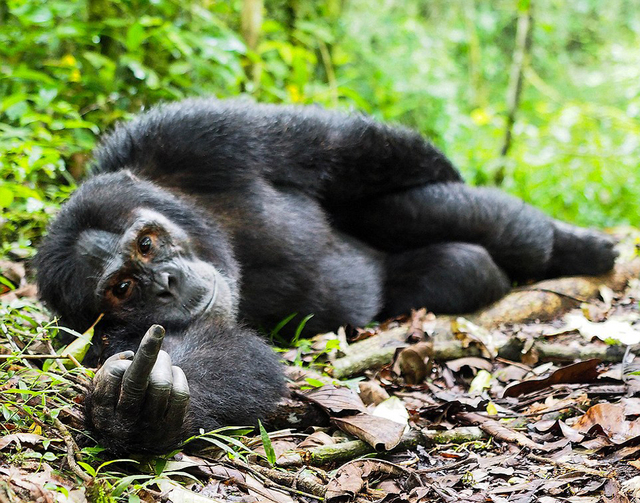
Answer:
[86, 324, 286, 455]
[92, 99, 462, 200]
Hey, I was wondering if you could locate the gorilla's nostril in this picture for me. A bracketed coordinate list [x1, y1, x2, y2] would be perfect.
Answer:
[158, 290, 173, 300]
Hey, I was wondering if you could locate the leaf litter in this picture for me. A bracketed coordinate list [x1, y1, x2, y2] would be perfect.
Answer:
[2, 232, 640, 501]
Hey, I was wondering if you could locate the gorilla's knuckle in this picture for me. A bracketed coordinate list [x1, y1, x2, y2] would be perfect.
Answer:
[172, 390, 190, 402]
[100, 360, 131, 378]
[150, 378, 173, 391]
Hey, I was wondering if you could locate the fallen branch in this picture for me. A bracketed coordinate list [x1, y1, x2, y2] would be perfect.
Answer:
[240, 462, 327, 498]
[422, 426, 487, 445]
[45, 409, 92, 483]
[457, 412, 543, 451]
[279, 430, 425, 467]
[232, 459, 323, 501]
[473, 259, 640, 328]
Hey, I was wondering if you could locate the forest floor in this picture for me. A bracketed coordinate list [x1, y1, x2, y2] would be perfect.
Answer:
[1, 230, 640, 503]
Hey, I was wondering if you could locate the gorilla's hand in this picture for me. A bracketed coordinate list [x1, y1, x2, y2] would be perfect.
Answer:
[87, 325, 191, 453]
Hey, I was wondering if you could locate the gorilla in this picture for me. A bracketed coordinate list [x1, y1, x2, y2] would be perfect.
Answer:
[34, 98, 616, 454]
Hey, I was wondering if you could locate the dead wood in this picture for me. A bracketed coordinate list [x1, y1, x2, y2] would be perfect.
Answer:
[457, 412, 544, 451]
[472, 259, 640, 328]
[277, 430, 424, 467]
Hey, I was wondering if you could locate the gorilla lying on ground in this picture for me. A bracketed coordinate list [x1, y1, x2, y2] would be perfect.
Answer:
[35, 99, 616, 454]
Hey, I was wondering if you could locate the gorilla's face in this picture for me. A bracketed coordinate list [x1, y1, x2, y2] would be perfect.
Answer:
[77, 208, 234, 330]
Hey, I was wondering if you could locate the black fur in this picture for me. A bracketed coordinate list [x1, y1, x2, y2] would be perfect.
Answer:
[35, 98, 617, 453]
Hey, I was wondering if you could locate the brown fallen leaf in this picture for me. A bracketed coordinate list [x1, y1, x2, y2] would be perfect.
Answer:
[446, 356, 493, 373]
[325, 459, 409, 503]
[574, 403, 640, 444]
[0, 260, 26, 288]
[393, 341, 433, 384]
[502, 359, 602, 398]
[303, 385, 366, 416]
[0, 433, 49, 450]
[297, 431, 336, 449]
[358, 380, 390, 406]
[253, 439, 298, 464]
[629, 459, 640, 470]
[332, 413, 405, 451]
[534, 420, 585, 443]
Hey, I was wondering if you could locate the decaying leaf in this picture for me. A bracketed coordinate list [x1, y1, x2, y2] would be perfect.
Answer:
[446, 357, 493, 374]
[332, 412, 406, 451]
[503, 359, 602, 398]
[0, 433, 49, 450]
[297, 431, 336, 449]
[451, 317, 504, 358]
[157, 479, 228, 503]
[573, 403, 640, 443]
[358, 380, 390, 405]
[373, 396, 409, 428]
[392, 341, 433, 384]
[303, 385, 367, 415]
[325, 459, 409, 503]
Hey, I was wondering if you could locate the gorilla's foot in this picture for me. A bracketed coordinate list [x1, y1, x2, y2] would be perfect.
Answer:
[548, 221, 617, 278]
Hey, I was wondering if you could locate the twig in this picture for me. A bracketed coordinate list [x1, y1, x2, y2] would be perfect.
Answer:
[517, 287, 588, 303]
[416, 455, 476, 474]
[230, 459, 324, 500]
[527, 453, 611, 477]
[239, 461, 327, 498]
[457, 412, 543, 451]
[45, 408, 92, 482]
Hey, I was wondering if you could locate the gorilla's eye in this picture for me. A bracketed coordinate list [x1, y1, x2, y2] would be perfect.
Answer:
[112, 280, 132, 299]
[138, 235, 152, 255]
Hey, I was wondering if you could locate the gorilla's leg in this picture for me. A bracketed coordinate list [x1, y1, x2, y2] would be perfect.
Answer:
[382, 242, 511, 316]
[337, 182, 616, 281]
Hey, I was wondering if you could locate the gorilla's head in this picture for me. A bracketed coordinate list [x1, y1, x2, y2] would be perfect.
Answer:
[35, 171, 239, 337]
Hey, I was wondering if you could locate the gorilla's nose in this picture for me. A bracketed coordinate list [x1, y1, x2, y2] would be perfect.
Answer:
[153, 270, 179, 300]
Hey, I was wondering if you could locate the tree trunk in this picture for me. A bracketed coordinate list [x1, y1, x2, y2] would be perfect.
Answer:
[494, 0, 534, 185]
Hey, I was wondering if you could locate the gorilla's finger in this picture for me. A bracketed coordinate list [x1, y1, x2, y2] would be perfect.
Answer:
[121, 325, 166, 400]
[166, 366, 190, 429]
[140, 351, 174, 418]
[101, 350, 135, 367]
[92, 354, 133, 409]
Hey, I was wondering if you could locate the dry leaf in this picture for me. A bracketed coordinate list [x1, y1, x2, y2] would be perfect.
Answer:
[358, 381, 390, 406]
[325, 459, 408, 503]
[574, 403, 640, 443]
[332, 413, 405, 451]
[503, 359, 602, 398]
[303, 385, 366, 415]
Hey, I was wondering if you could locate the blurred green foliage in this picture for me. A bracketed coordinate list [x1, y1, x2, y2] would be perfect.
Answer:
[1, 0, 639, 258]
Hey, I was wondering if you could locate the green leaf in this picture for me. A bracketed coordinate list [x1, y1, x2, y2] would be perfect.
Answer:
[292, 314, 314, 344]
[154, 458, 167, 476]
[258, 420, 276, 466]
[0, 187, 14, 209]
[126, 23, 146, 52]
[77, 461, 97, 477]
[304, 377, 325, 388]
